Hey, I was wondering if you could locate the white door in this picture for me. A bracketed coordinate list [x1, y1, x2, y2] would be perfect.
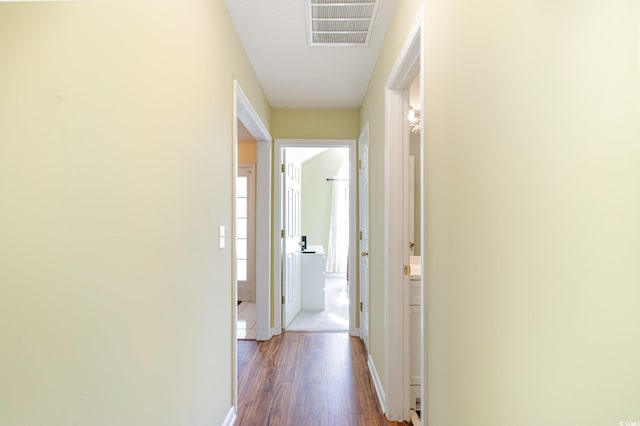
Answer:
[236, 164, 255, 302]
[358, 124, 370, 350]
[282, 149, 302, 329]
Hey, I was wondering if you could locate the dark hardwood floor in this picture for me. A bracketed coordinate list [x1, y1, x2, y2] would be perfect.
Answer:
[237, 332, 408, 426]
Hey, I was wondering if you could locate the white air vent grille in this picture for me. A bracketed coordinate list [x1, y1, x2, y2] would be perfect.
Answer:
[307, 0, 380, 47]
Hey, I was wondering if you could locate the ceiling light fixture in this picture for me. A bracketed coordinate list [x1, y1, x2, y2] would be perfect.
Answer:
[408, 107, 421, 133]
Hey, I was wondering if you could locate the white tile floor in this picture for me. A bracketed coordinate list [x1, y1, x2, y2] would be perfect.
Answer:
[237, 301, 256, 340]
[236, 274, 350, 339]
[287, 273, 349, 332]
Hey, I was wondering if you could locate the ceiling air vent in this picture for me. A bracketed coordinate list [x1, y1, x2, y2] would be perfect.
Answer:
[306, 0, 381, 47]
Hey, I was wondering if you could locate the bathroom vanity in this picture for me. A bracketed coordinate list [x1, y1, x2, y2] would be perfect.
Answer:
[301, 245, 325, 310]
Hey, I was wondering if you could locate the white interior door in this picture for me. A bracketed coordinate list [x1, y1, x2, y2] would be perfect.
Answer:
[282, 149, 302, 329]
[358, 125, 370, 350]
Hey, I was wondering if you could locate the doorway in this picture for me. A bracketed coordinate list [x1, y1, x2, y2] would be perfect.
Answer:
[232, 81, 272, 423]
[286, 146, 350, 332]
[273, 139, 358, 336]
[233, 83, 271, 344]
[383, 12, 424, 422]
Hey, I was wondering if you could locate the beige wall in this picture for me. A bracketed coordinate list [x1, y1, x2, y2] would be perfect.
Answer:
[0, 1, 270, 425]
[238, 120, 257, 164]
[271, 109, 360, 140]
[238, 140, 257, 164]
[422, 1, 640, 425]
[363, 0, 640, 423]
[301, 148, 349, 260]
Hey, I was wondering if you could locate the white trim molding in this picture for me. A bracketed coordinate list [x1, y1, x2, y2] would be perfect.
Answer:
[222, 406, 236, 426]
[273, 139, 358, 337]
[368, 354, 386, 416]
[255, 138, 272, 341]
[232, 81, 272, 422]
[234, 81, 272, 343]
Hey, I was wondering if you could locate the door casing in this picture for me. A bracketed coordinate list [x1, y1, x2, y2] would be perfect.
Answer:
[232, 81, 272, 423]
[383, 10, 424, 422]
[273, 138, 358, 337]
[358, 123, 371, 351]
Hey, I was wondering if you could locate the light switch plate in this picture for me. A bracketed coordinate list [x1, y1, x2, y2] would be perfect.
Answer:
[219, 225, 225, 248]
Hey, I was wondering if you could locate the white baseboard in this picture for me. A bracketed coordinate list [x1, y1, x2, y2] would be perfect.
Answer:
[410, 410, 422, 426]
[222, 406, 236, 426]
[351, 327, 360, 337]
[271, 327, 281, 336]
[256, 330, 270, 341]
[368, 354, 386, 415]
[256, 324, 271, 341]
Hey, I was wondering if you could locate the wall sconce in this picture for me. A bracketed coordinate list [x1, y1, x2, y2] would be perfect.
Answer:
[408, 107, 421, 133]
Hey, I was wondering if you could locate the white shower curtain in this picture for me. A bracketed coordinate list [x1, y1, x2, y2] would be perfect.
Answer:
[326, 179, 349, 274]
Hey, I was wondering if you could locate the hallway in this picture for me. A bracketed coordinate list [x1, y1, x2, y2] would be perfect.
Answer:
[237, 332, 408, 426]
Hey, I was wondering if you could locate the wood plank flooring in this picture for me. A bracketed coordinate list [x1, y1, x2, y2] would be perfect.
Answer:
[237, 332, 408, 426]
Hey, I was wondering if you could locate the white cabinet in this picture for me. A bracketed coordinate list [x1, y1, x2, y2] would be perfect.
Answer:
[410, 300, 422, 410]
[301, 245, 325, 310]
[409, 256, 422, 411]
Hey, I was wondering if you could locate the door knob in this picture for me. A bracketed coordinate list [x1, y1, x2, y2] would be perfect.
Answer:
[361, 251, 369, 257]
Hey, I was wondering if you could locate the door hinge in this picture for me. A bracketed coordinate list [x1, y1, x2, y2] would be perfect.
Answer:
[281, 163, 285, 173]
[403, 264, 411, 275]
[282, 295, 285, 304]
[281, 229, 285, 238]
[360, 302, 363, 312]
[359, 230, 363, 240]
[358, 159, 362, 170]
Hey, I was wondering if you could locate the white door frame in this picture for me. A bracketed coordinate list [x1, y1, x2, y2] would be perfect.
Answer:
[383, 11, 424, 421]
[232, 80, 272, 422]
[273, 138, 358, 337]
[233, 81, 272, 344]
